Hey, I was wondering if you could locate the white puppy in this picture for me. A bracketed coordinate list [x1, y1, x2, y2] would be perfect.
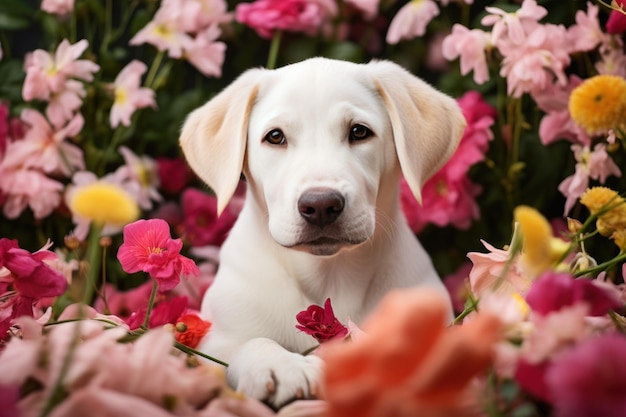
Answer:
[180, 58, 466, 408]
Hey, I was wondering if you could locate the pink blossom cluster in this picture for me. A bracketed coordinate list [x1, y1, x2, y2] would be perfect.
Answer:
[401, 90, 496, 233]
[0, 318, 275, 417]
[440, 0, 626, 215]
[130, 0, 229, 77]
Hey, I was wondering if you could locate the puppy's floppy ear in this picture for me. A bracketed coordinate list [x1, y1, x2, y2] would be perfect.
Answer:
[179, 68, 265, 215]
[368, 60, 466, 203]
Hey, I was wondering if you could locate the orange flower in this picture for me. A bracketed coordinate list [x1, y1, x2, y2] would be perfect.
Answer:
[321, 288, 502, 417]
[174, 313, 212, 348]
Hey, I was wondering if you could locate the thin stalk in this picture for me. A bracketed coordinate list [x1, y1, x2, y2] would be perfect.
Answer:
[83, 224, 102, 306]
[266, 30, 282, 70]
[142, 280, 159, 329]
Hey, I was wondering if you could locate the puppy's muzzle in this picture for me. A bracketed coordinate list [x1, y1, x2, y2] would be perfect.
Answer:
[297, 188, 345, 228]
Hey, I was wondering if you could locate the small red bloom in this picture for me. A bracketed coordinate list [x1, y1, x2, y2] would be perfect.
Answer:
[296, 298, 348, 343]
[174, 313, 212, 348]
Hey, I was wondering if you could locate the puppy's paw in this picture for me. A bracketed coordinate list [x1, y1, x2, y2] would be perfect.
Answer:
[228, 338, 323, 409]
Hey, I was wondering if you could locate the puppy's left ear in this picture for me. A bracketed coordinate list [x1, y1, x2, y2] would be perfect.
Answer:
[368, 60, 466, 203]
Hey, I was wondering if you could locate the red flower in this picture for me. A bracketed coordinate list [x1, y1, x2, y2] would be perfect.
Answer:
[181, 186, 243, 247]
[117, 219, 200, 291]
[607, 0, 626, 35]
[126, 295, 189, 330]
[174, 313, 212, 348]
[296, 298, 348, 343]
[156, 157, 192, 194]
[0, 238, 67, 339]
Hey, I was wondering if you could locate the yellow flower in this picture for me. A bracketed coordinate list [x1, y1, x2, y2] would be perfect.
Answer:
[514, 206, 569, 278]
[69, 182, 139, 225]
[612, 230, 626, 252]
[568, 74, 626, 135]
[580, 187, 626, 236]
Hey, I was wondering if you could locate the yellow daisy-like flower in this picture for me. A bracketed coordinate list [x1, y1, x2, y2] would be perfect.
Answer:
[514, 206, 569, 278]
[69, 182, 139, 225]
[580, 186, 626, 236]
[612, 229, 626, 252]
[568, 74, 626, 135]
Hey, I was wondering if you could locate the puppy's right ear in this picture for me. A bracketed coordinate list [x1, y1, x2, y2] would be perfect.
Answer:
[179, 68, 264, 215]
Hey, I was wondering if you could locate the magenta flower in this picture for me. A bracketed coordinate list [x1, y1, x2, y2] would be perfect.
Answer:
[546, 334, 626, 417]
[236, 0, 335, 39]
[117, 219, 199, 291]
[156, 157, 192, 194]
[607, 0, 626, 35]
[0, 238, 68, 338]
[125, 295, 188, 330]
[181, 186, 243, 247]
[525, 272, 622, 317]
[296, 298, 348, 343]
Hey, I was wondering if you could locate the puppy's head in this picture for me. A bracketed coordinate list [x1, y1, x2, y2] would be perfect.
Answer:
[180, 58, 466, 256]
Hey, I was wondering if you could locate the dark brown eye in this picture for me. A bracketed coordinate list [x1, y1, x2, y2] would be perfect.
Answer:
[349, 124, 373, 142]
[264, 129, 286, 145]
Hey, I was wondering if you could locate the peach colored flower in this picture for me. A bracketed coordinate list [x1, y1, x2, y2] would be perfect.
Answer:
[322, 288, 502, 417]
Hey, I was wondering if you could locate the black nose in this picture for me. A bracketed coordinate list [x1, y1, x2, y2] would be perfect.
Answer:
[298, 189, 345, 227]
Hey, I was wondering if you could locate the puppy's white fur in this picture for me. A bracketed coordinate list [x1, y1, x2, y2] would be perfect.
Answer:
[180, 58, 466, 407]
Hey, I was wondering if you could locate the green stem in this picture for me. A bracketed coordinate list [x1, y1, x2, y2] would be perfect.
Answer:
[145, 50, 165, 89]
[174, 342, 229, 367]
[574, 252, 626, 278]
[142, 280, 159, 329]
[266, 30, 282, 70]
[39, 321, 82, 417]
[453, 294, 479, 325]
[83, 224, 102, 306]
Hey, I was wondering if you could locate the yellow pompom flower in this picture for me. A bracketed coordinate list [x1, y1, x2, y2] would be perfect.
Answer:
[514, 206, 569, 278]
[568, 74, 626, 135]
[580, 186, 626, 237]
[69, 182, 139, 226]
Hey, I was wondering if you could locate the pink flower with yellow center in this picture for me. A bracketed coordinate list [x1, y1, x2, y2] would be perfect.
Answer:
[117, 219, 199, 291]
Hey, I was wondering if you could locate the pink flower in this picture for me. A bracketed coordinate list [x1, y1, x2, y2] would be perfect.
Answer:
[41, 0, 75, 16]
[3, 109, 84, 177]
[94, 281, 154, 319]
[385, 0, 439, 44]
[117, 218, 200, 291]
[467, 240, 529, 297]
[181, 186, 243, 247]
[130, 1, 195, 58]
[532, 76, 590, 146]
[296, 298, 348, 343]
[0, 168, 64, 219]
[567, 2, 607, 52]
[546, 334, 626, 417]
[607, 0, 626, 34]
[558, 144, 622, 214]
[236, 0, 333, 39]
[22, 39, 99, 127]
[183, 25, 227, 77]
[116, 146, 162, 210]
[0, 103, 8, 160]
[109, 60, 156, 128]
[443, 262, 471, 313]
[442, 24, 491, 84]
[525, 272, 622, 317]
[482, 0, 547, 44]
[177, 0, 232, 34]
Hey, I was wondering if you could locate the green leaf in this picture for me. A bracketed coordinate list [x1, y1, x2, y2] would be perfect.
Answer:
[0, 0, 34, 30]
